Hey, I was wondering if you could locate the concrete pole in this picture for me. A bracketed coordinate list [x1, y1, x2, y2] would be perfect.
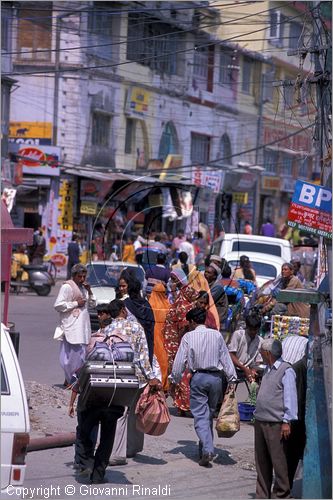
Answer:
[252, 73, 265, 234]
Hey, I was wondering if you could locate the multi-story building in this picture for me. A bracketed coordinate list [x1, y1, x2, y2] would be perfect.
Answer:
[219, 0, 318, 232]
[6, 1, 248, 249]
[4, 1, 322, 253]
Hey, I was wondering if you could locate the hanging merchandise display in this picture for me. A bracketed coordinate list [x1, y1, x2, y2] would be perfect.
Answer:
[270, 315, 310, 339]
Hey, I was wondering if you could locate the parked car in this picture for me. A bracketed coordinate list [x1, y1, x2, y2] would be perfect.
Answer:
[1, 323, 30, 497]
[86, 261, 145, 330]
[226, 252, 286, 288]
[211, 234, 292, 262]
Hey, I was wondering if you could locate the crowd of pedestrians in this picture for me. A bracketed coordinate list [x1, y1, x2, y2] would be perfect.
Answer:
[52, 230, 309, 496]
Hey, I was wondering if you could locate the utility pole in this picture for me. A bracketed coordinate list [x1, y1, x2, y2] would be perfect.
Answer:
[252, 72, 265, 234]
[281, 4, 332, 497]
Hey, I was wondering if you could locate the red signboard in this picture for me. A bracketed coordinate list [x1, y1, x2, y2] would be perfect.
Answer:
[288, 202, 332, 238]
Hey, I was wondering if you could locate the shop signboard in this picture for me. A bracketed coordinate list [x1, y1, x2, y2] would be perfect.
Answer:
[191, 167, 223, 194]
[17, 145, 60, 176]
[261, 176, 280, 190]
[125, 87, 150, 117]
[80, 201, 98, 215]
[58, 179, 74, 231]
[287, 180, 332, 239]
[9, 121, 52, 145]
[232, 192, 248, 205]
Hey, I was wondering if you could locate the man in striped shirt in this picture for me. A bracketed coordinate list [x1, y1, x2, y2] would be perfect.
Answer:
[170, 307, 237, 467]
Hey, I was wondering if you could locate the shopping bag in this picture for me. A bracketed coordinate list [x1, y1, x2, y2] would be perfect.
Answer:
[135, 384, 170, 436]
[53, 326, 64, 341]
[215, 386, 240, 438]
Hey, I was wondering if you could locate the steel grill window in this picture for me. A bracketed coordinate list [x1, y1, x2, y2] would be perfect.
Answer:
[127, 13, 181, 75]
[264, 149, 278, 174]
[280, 155, 293, 176]
[92, 113, 110, 147]
[191, 133, 210, 164]
[219, 50, 233, 85]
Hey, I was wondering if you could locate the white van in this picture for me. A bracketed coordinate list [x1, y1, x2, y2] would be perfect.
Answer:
[210, 233, 292, 262]
[1, 323, 30, 497]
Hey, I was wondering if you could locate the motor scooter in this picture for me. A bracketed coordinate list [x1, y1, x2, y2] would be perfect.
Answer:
[10, 264, 54, 296]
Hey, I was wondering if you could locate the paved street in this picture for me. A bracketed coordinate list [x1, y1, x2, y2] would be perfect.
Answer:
[5, 283, 258, 500]
[5, 283, 302, 500]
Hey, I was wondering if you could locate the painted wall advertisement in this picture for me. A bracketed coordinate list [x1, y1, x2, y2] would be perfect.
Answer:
[287, 180, 332, 239]
[9, 121, 52, 145]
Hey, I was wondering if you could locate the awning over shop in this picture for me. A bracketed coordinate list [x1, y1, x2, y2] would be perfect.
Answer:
[63, 167, 193, 186]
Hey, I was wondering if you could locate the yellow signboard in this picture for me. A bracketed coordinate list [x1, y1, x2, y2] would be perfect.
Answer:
[58, 179, 74, 230]
[126, 87, 150, 116]
[159, 154, 183, 181]
[232, 192, 249, 205]
[9, 122, 52, 139]
[80, 201, 98, 215]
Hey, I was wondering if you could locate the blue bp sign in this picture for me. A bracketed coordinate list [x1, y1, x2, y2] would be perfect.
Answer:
[292, 180, 332, 213]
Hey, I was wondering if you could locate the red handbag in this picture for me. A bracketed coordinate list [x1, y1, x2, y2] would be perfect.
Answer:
[135, 385, 171, 436]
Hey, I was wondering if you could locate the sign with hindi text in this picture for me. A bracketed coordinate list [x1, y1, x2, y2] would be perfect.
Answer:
[287, 180, 332, 239]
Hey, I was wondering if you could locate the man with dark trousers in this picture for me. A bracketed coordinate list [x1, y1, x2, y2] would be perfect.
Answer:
[254, 338, 298, 499]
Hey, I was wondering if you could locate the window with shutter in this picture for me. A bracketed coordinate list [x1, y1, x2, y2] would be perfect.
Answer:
[87, 8, 113, 60]
[17, 4, 52, 61]
[92, 113, 111, 147]
[219, 134, 232, 165]
[289, 22, 303, 50]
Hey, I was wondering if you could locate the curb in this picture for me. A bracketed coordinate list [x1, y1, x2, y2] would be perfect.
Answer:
[28, 432, 76, 452]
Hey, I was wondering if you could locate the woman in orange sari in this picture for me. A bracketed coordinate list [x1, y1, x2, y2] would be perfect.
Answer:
[188, 269, 220, 331]
[148, 282, 170, 392]
[163, 268, 199, 415]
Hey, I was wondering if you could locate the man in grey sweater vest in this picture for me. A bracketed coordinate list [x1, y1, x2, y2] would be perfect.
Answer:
[254, 339, 298, 499]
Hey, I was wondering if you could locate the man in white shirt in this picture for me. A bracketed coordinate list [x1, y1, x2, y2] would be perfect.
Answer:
[54, 263, 96, 385]
[170, 307, 236, 467]
[228, 309, 263, 382]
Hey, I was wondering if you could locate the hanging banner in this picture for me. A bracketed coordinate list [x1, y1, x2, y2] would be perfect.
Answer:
[287, 180, 332, 239]
[191, 167, 223, 193]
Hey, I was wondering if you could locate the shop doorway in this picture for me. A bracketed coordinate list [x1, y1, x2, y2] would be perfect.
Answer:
[24, 213, 41, 230]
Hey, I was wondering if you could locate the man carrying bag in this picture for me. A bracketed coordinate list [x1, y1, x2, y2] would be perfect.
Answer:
[170, 307, 237, 467]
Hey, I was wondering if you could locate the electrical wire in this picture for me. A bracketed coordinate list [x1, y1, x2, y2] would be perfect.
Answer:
[4, 8, 312, 77]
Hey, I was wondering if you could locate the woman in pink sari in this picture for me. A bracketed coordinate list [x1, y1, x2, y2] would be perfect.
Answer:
[163, 268, 198, 414]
